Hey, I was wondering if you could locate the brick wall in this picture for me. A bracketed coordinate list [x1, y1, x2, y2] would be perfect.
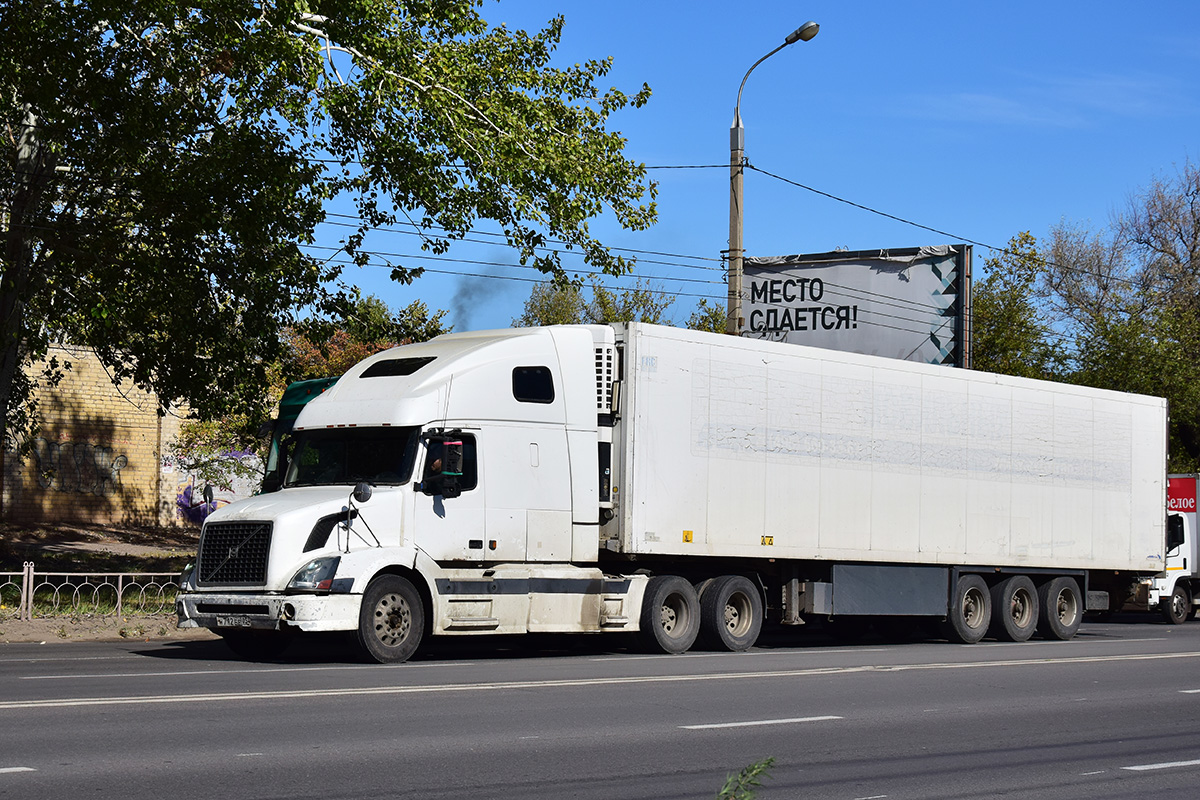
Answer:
[2, 345, 178, 526]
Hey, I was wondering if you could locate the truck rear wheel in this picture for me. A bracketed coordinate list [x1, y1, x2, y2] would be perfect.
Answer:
[638, 575, 700, 654]
[699, 575, 763, 651]
[356, 575, 425, 663]
[944, 574, 991, 644]
[1037, 577, 1082, 640]
[1161, 583, 1190, 625]
[989, 576, 1039, 642]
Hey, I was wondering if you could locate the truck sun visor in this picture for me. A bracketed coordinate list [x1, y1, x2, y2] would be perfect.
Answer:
[360, 356, 436, 378]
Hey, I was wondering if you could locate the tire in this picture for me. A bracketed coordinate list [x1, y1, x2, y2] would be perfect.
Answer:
[218, 629, 295, 661]
[356, 575, 425, 663]
[1036, 577, 1083, 640]
[1161, 583, 1190, 626]
[637, 575, 700, 654]
[698, 575, 763, 651]
[989, 576, 1039, 642]
[943, 574, 991, 644]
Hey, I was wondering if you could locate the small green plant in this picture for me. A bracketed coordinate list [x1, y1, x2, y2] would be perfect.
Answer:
[716, 757, 775, 800]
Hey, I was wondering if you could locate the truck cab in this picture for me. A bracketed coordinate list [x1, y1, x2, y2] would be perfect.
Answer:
[1147, 513, 1196, 623]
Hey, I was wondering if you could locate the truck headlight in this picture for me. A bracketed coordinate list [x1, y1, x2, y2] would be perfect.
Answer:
[288, 556, 341, 592]
[177, 562, 195, 591]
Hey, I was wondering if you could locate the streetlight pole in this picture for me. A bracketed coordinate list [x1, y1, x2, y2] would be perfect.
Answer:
[727, 21, 819, 335]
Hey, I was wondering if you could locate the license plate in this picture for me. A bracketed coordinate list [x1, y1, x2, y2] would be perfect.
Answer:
[215, 615, 253, 628]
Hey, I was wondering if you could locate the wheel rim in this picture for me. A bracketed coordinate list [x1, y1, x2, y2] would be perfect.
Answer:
[1172, 591, 1188, 620]
[1056, 588, 1079, 627]
[373, 591, 412, 647]
[962, 586, 987, 630]
[660, 593, 688, 638]
[724, 592, 752, 637]
[1010, 587, 1034, 628]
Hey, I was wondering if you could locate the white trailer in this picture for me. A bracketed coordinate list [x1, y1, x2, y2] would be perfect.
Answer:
[176, 323, 1169, 662]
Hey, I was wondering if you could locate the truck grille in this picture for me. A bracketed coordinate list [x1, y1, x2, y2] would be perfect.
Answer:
[197, 522, 272, 586]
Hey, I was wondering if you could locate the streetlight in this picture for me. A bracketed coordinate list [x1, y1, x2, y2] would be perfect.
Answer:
[727, 21, 820, 335]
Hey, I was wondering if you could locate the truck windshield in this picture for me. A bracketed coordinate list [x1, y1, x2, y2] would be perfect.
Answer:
[283, 426, 421, 487]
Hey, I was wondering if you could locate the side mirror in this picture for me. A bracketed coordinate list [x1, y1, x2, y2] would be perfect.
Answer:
[203, 484, 215, 505]
[439, 440, 463, 498]
[1167, 514, 1186, 552]
[353, 482, 373, 504]
[257, 419, 276, 438]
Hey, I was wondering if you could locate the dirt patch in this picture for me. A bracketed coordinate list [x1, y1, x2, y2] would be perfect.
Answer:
[0, 614, 217, 644]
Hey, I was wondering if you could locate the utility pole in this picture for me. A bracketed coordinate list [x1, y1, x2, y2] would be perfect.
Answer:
[727, 21, 820, 335]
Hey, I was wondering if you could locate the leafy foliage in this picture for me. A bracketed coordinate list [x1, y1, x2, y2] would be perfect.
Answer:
[686, 298, 729, 334]
[1, 1, 656, 509]
[167, 295, 450, 487]
[513, 279, 675, 326]
[715, 757, 775, 800]
[979, 162, 1200, 471]
[971, 232, 1062, 379]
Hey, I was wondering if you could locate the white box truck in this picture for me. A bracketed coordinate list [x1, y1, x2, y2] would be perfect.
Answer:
[176, 323, 1169, 662]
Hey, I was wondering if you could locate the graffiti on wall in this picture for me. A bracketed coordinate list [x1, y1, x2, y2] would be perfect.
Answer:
[164, 453, 262, 525]
[31, 438, 129, 496]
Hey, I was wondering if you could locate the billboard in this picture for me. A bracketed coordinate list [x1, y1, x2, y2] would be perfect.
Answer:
[742, 245, 971, 367]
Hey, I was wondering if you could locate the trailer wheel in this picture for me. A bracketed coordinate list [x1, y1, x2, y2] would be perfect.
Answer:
[218, 629, 295, 661]
[1036, 577, 1083, 640]
[356, 575, 425, 663]
[638, 576, 700, 654]
[943, 574, 991, 644]
[989, 576, 1039, 642]
[1161, 583, 1190, 626]
[699, 575, 763, 651]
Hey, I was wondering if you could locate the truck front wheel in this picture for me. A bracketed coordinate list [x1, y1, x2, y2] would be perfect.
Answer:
[944, 574, 991, 644]
[1161, 583, 1190, 626]
[1037, 577, 1083, 640]
[638, 575, 700, 654]
[356, 575, 425, 663]
[699, 575, 763, 651]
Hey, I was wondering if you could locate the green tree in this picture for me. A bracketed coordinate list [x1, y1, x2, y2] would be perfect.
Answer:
[169, 294, 450, 488]
[513, 278, 674, 326]
[1037, 162, 1200, 471]
[686, 298, 728, 334]
[1, 1, 656, 509]
[971, 232, 1061, 379]
[512, 282, 587, 327]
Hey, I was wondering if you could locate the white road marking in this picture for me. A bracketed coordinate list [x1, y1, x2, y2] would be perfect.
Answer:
[853, 795, 888, 800]
[0, 656, 135, 665]
[1178, 689, 1200, 694]
[1079, 770, 1106, 775]
[236, 753, 263, 757]
[590, 648, 889, 662]
[1122, 758, 1200, 772]
[22, 661, 472, 681]
[681, 715, 842, 730]
[4, 650, 1200, 711]
[975, 637, 1167, 648]
[0, 767, 36, 774]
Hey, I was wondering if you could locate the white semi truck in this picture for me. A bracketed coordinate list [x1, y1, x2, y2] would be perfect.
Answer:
[176, 323, 1169, 662]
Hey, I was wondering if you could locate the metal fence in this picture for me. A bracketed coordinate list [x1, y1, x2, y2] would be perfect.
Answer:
[1, 562, 179, 621]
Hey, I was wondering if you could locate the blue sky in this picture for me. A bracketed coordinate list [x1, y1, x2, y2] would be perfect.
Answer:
[322, 1, 1200, 333]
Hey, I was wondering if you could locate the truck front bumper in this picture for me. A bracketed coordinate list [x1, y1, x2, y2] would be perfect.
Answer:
[176, 592, 361, 633]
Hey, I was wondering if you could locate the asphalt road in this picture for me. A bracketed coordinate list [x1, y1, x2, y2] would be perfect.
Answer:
[3, 615, 1200, 800]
